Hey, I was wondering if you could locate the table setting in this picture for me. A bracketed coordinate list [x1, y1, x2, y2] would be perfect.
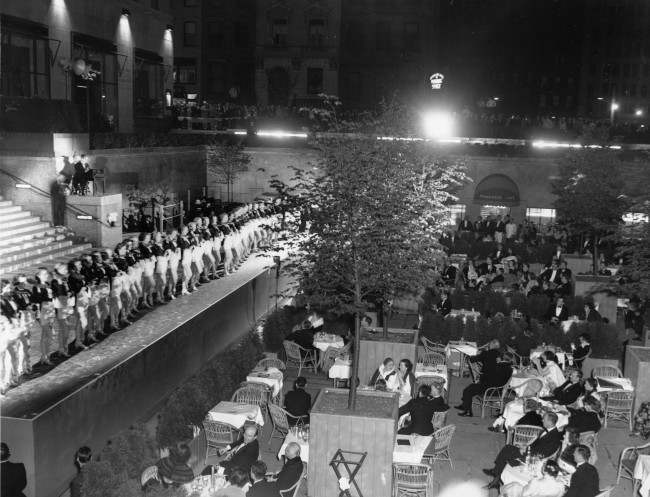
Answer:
[183, 472, 230, 497]
[278, 426, 310, 462]
[446, 309, 481, 323]
[392, 434, 434, 464]
[312, 332, 345, 352]
[206, 401, 265, 428]
[246, 367, 284, 397]
[595, 376, 635, 393]
[414, 364, 448, 390]
[328, 357, 352, 380]
[501, 458, 570, 487]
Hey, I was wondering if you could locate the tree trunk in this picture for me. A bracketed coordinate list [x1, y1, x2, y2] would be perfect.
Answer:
[348, 260, 362, 410]
[593, 234, 599, 275]
[382, 301, 389, 339]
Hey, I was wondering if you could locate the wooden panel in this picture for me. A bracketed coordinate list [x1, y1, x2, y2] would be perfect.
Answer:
[359, 339, 417, 386]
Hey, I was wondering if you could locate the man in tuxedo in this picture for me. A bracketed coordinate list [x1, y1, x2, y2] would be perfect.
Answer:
[559, 260, 572, 280]
[284, 377, 311, 425]
[549, 296, 569, 323]
[437, 291, 452, 317]
[247, 461, 278, 497]
[442, 264, 457, 286]
[1, 443, 27, 497]
[398, 384, 449, 435]
[271, 443, 304, 494]
[583, 303, 602, 323]
[565, 445, 599, 497]
[550, 369, 584, 405]
[566, 396, 602, 434]
[458, 217, 474, 234]
[541, 262, 562, 285]
[483, 412, 562, 489]
[218, 425, 260, 477]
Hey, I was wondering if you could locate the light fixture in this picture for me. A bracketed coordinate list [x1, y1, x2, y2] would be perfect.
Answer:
[166, 24, 174, 32]
[422, 111, 455, 139]
[597, 97, 604, 101]
[256, 130, 308, 139]
[635, 109, 644, 117]
[186, 93, 198, 100]
[164, 89, 172, 108]
[76, 215, 93, 220]
[121, 8, 131, 17]
[493, 97, 500, 101]
[15, 183, 31, 189]
[611, 102, 619, 111]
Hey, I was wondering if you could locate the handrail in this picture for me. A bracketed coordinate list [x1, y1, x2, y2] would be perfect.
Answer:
[0, 168, 111, 228]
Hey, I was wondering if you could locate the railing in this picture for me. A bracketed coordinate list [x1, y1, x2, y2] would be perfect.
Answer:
[157, 201, 184, 232]
[0, 168, 111, 227]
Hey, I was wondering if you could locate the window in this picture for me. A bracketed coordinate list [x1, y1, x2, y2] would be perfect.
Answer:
[134, 55, 164, 117]
[307, 67, 323, 94]
[376, 21, 390, 50]
[623, 212, 649, 224]
[526, 208, 556, 226]
[447, 204, 466, 227]
[308, 19, 325, 47]
[174, 63, 197, 84]
[272, 19, 288, 46]
[0, 25, 50, 98]
[403, 22, 419, 51]
[480, 205, 509, 218]
[184, 21, 198, 46]
[234, 22, 249, 48]
[207, 22, 224, 48]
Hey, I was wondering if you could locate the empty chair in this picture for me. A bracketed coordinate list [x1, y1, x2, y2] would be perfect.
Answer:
[509, 425, 545, 450]
[283, 340, 318, 375]
[231, 385, 268, 416]
[421, 336, 446, 355]
[592, 366, 623, 378]
[604, 391, 635, 430]
[424, 424, 457, 469]
[393, 463, 435, 497]
[255, 357, 286, 372]
[268, 403, 305, 445]
[473, 384, 508, 418]
[505, 345, 528, 368]
[203, 420, 239, 458]
[616, 442, 650, 492]
[417, 352, 446, 368]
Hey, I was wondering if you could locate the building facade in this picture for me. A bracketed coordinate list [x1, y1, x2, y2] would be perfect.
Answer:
[338, 0, 436, 109]
[0, 0, 174, 133]
[254, 0, 340, 107]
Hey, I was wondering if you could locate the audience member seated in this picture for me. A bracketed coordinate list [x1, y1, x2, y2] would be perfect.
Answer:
[217, 425, 260, 477]
[565, 396, 602, 434]
[547, 369, 584, 405]
[437, 291, 452, 316]
[270, 443, 303, 494]
[247, 461, 278, 497]
[215, 468, 250, 497]
[285, 320, 316, 351]
[564, 445, 599, 497]
[548, 296, 569, 323]
[370, 357, 400, 391]
[398, 384, 449, 435]
[582, 302, 602, 323]
[531, 351, 565, 393]
[489, 397, 543, 433]
[155, 444, 195, 485]
[573, 378, 600, 408]
[570, 333, 591, 372]
[1, 442, 27, 497]
[483, 412, 562, 489]
[501, 460, 565, 497]
[456, 340, 512, 417]
[284, 377, 311, 425]
[396, 358, 417, 406]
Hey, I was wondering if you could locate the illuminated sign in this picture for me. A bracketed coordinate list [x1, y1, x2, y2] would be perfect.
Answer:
[430, 73, 444, 90]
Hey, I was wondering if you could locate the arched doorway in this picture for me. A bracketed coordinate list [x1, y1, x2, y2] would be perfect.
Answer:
[267, 67, 290, 106]
[473, 174, 520, 210]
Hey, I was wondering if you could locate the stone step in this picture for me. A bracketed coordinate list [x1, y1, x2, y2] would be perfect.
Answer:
[0, 210, 31, 223]
[0, 200, 12, 208]
[0, 236, 59, 257]
[1, 239, 74, 264]
[0, 243, 92, 275]
[0, 205, 22, 216]
[0, 221, 51, 242]
[0, 226, 57, 246]
[0, 214, 41, 231]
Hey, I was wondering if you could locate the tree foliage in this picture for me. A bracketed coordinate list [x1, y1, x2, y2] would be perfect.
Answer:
[206, 138, 251, 203]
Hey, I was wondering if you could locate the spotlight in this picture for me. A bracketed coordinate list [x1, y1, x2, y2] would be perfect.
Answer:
[422, 111, 454, 139]
[121, 8, 131, 17]
[611, 102, 619, 111]
[164, 90, 172, 108]
[635, 109, 644, 117]
[166, 24, 174, 32]
[15, 183, 31, 189]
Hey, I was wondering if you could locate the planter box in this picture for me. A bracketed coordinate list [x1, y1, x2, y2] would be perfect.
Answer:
[309, 388, 399, 497]
[564, 255, 593, 276]
[625, 347, 650, 407]
[358, 331, 418, 385]
[583, 357, 621, 377]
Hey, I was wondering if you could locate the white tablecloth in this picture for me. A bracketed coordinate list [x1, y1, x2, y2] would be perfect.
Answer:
[313, 333, 345, 352]
[561, 318, 582, 333]
[445, 342, 479, 358]
[447, 310, 481, 322]
[328, 358, 352, 379]
[207, 401, 264, 428]
[246, 368, 284, 397]
[500, 398, 569, 430]
[509, 371, 543, 397]
[392, 435, 433, 464]
[530, 348, 568, 368]
[501, 463, 535, 486]
[634, 454, 650, 497]
[414, 365, 448, 390]
[278, 430, 310, 462]
[183, 475, 229, 497]
[595, 376, 635, 393]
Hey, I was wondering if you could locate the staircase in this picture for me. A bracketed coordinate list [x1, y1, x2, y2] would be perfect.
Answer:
[0, 196, 93, 278]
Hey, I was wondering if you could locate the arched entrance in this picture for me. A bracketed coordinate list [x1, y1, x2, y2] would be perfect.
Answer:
[473, 174, 520, 208]
[267, 67, 290, 106]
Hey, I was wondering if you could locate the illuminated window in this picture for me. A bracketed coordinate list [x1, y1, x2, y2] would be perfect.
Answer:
[526, 207, 556, 226]
[623, 212, 649, 224]
[447, 204, 466, 226]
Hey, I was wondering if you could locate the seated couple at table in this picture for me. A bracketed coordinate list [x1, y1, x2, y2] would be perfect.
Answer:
[398, 384, 449, 435]
[500, 459, 566, 497]
[370, 357, 417, 406]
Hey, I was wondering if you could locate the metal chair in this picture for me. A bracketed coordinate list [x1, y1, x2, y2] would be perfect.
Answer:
[421, 336, 446, 355]
[592, 365, 623, 378]
[231, 386, 269, 422]
[279, 462, 308, 497]
[617, 442, 650, 492]
[255, 357, 287, 372]
[392, 463, 436, 497]
[424, 424, 456, 469]
[509, 425, 545, 451]
[417, 352, 446, 368]
[505, 345, 529, 368]
[473, 385, 507, 419]
[604, 391, 635, 430]
[283, 340, 318, 375]
[321, 341, 351, 371]
[267, 403, 305, 445]
[203, 420, 239, 458]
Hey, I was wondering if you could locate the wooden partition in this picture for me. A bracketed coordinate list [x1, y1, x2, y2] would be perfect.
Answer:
[358, 330, 418, 385]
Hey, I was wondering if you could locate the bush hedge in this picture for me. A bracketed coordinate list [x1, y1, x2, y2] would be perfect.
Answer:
[445, 239, 558, 264]
[420, 312, 623, 359]
[156, 329, 264, 448]
[262, 306, 309, 352]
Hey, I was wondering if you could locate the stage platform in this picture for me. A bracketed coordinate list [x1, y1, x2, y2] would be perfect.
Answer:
[1, 251, 293, 497]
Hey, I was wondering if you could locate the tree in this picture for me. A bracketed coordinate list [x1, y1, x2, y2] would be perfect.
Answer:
[552, 150, 631, 274]
[272, 96, 468, 409]
[206, 138, 251, 203]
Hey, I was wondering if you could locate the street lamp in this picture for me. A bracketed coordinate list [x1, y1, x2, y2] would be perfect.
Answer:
[422, 111, 454, 139]
[610, 102, 619, 124]
[635, 108, 644, 117]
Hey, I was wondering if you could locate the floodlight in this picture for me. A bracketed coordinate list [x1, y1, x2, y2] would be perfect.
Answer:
[422, 111, 454, 139]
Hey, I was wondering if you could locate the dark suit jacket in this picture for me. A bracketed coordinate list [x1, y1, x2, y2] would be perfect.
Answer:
[567, 408, 602, 434]
[398, 396, 449, 435]
[585, 309, 603, 322]
[438, 298, 452, 316]
[541, 268, 562, 285]
[565, 463, 599, 497]
[529, 428, 562, 459]
[247, 479, 279, 497]
[516, 411, 543, 427]
[284, 389, 312, 420]
[553, 381, 584, 406]
[1, 461, 27, 497]
[549, 304, 569, 322]
[443, 266, 457, 283]
[276, 456, 303, 494]
[222, 438, 259, 474]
